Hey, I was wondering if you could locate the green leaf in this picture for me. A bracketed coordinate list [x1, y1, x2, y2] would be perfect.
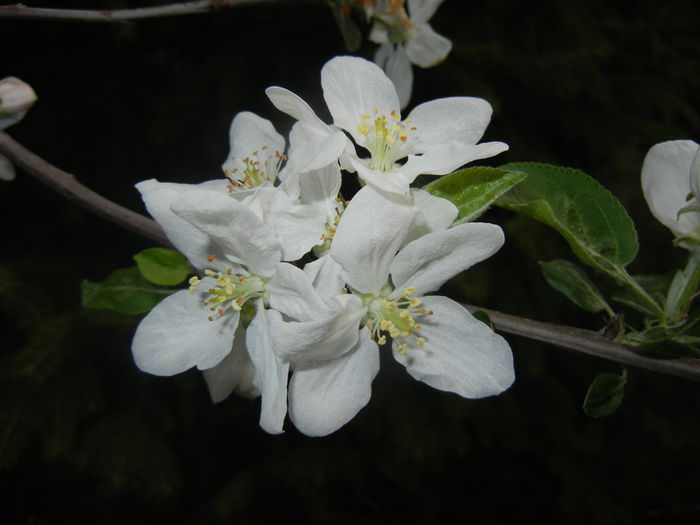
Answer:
[582, 371, 626, 418]
[328, 1, 362, 52]
[471, 310, 494, 329]
[496, 162, 638, 275]
[423, 166, 526, 224]
[540, 259, 612, 314]
[82, 267, 176, 315]
[133, 247, 189, 286]
[624, 309, 700, 356]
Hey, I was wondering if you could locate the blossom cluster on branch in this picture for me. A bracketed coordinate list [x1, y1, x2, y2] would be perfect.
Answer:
[131, 56, 515, 436]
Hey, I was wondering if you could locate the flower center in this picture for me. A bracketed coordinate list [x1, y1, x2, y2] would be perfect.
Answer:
[360, 285, 432, 353]
[188, 255, 268, 321]
[314, 196, 349, 257]
[224, 146, 287, 192]
[356, 110, 416, 173]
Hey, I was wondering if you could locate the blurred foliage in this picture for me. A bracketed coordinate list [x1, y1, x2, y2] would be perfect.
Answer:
[2, 0, 700, 523]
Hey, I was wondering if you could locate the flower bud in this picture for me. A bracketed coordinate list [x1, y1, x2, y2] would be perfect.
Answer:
[0, 77, 37, 129]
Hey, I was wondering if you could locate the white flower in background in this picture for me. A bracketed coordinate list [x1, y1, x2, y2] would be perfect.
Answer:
[367, 0, 452, 109]
[0, 76, 38, 181]
[641, 140, 700, 249]
[133, 182, 363, 434]
[287, 186, 515, 436]
[267, 56, 508, 198]
[222, 111, 287, 194]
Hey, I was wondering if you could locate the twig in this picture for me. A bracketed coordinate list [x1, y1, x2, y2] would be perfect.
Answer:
[0, 0, 283, 23]
[468, 304, 700, 382]
[2, 130, 699, 382]
[0, 131, 168, 246]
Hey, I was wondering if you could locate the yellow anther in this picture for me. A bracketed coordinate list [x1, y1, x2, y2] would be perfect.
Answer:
[357, 123, 370, 135]
[231, 300, 242, 311]
[378, 335, 387, 345]
[403, 287, 416, 297]
[380, 320, 393, 331]
[417, 338, 426, 347]
[204, 269, 216, 277]
[389, 327, 401, 338]
[409, 298, 422, 307]
[397, 343, 408, 354]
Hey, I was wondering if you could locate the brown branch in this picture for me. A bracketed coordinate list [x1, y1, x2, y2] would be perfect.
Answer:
[0, 130, 168, 245]
[0, 0, 283, 23]
[2, 130, 699, 382]
[467, 304, 700, 382]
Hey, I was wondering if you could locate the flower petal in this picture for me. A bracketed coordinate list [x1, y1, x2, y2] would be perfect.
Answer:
[303, 254, 346, 302]
[222, 111, 285, 181]
[331, 186, 420, 294]
[131, 284, 239, 376]
[171, 189, 281, 276]
[267, 262, 334, 321]
[135, 179, 230, 269]
[391, 222, 504, 296]
[406, 97, 494, 148]
[374, 43, 414, 110]
[399, 141, 509, 181]
[405, 188, 458, 243]
[243, 186, 326, 261]
[270, 293, 365, 362]
[393, 296, 514, 398]
[246, 301, 289, 434]
[641, 140, 700, 240]
[288, 327, 379, 436]
[202, 322, 259, 403]
[404, 23, 452, 67]
[321, 56, 400, 143]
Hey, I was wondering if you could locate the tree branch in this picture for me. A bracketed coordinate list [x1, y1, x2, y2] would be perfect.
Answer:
[2, 130, 699, 382]
[0, 0, 283, 23]
[467, 304, 700, 382]
[0, 131, 168, 245]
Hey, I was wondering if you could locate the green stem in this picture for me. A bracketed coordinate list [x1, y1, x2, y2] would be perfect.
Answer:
[615, 267, 666, 322]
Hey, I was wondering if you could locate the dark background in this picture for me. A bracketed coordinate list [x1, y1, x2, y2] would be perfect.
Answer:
[1, 0, 699, 523]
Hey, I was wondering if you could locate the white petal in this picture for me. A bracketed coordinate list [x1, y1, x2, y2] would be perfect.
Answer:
[331, 186, 420, 294]
[288, 327, 379, 437]
[303, 254, 346, 302]
[321, 56, 400, 143]
[688, 146, 700, 205]
[246, 301, 289, 434]
[399, 141, 509, 180]
[270, 293, 365, 362]
[171, 189, 281, 276]
[349, 156, 415, 197]
[375, 44, 414, 110]
[222, 111, 285, 180]
[405, 24, 452, 67]
[131, 285, 239, 376]
[641, 140, 700, 239]
[393, 296, 514, 397]
[244, 186, 326, 261]
[135, 179, 230, 269]
[267, 262, 333, 320]
[391, 222, 504, 296]
[298, 162, 342, 221]
[406, 97, 494, 148]
[408, 0, 444, 24]
[265, 86, 328, 130]
[202, 322, 259, 402]
[0, 154, 15, 181]
[405, 188, 458, 243]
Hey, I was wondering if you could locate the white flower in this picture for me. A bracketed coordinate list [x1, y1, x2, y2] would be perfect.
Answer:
[287, 186, 515, 436]
[0, 76, 37, 181]
[367, 0, 452, 108]
[267, 56, 508, 199]
[133, 181, 362, 434]
[641, 139, 700, 249]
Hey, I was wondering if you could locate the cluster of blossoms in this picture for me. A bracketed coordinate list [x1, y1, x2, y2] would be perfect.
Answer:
[132, 56, 515, 436]
[362, 0, 451, 109]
